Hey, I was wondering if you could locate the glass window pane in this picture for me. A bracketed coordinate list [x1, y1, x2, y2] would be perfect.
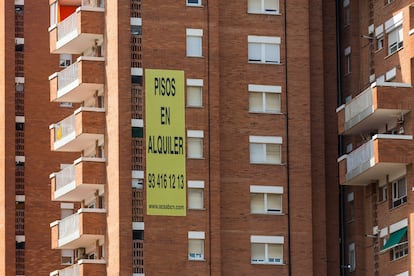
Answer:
[187, 36, 202, 57]
[189, 239, 204, 259]
[188, 138, 203, 158]
[248, 43, 262, 62]
[267, 194, 282, 212]
[264, 43, 279, 63]
[268, 244, 283, 262]
[264, 0, 278, 12]
[250, 143, 264, 163]
[189, 188, 203, 209]
[248, 0, 261, 13]
[266, 144, 281, 164]
[187, 86, 203, 107]
[265, 93, 280, 113]
[249, 92, 263, 112]
[250, 193, 265, 213]
[251, 243, 265, 262]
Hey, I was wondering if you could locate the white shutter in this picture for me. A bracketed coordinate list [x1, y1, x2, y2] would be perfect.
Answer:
[264, 0, 278, 12]
[187, 36, 202, 57]
[264, 43, 279, 63]
[250, 193, 265, 213]
[265, 93, 280, 113]
[268, 244, 283, 261]
[250, 143, 264, 163]
[187, 86, 203, 107]
[267, 194, 282, 212]
[248, 0, 261, 13]
[188, 188, 203, 209]
[266, 144, 281, 164]
[188, 138, 203, 158]
[249, 92, 263, 112]
[248, 43, 262, 62]
[251, 243, 265, 262]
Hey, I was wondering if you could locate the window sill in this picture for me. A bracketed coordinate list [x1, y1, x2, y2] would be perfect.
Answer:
[390, 202, 407, 211]
[248, 61, 281, 65]
[187, 157, 205, 160]
[186, 55, 204, 59]
[186, 105, 204, 109]
[188, 208, 206, 211]
[188, 258, 206, 262]
[250, 162, 284, 166]
[247, 11, 281, 16]
[186, 4, 204, 8]
[251, 262, 285, 266]
[384, 47, 403, 60]
[251, 212, 285, 216]
[249, 111, 283, 115]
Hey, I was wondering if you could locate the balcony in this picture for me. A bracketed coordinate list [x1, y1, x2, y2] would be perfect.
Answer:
[49, 2, 104, 54]
[50, 107, 105, 152]
[50, 157, 105, 202]
[50, 208, 105, 249]
[50, 259, 106, 276]
[338, 134, 413, 185]
[337, 85, 412, 135]
[50, 56, 104, 103]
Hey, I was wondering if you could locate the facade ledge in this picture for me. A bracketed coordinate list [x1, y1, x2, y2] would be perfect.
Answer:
[74, 106, 105, 115]
[336, 104, 345, 113]
[78, 259, 106, 265]
[77, 208, 106, 214]
[77, 56, 105, 62]
[74, 156, 106, 165]
[50, 220, 60, 227]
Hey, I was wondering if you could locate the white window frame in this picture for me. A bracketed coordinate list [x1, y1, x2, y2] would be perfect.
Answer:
[247, 0, 280, 15]
[50, 1, 58, 28]
[59, 54, 72, 68]
[392, 177, 407, 208]
[248, 36, 280, 64]
[187, 79, 203, 107]
[344, 47, 351, 74]
[343, 0, 350, 26]
[249, 136, 282, 164]
[188, 231, 205, 261]
[348, 243, 356, 272]
[248, 84, 281, 114]
[186, 0, 202, 6]
[187, 130, 204, 159]
[188, 181, 204, 210]
[250, 185, 283, 214]
[186, 29, 203, 57]
[385, 12, 403, 55]
[251, 235, 284, 265]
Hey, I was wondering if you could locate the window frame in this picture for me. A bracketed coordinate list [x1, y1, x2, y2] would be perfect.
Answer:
[248, 36, 281, 64]
[387, 25, 403, 55]
[188, 231, 205, 261]
[186, 79, 203, 107]
[343, 0, 350, 26]
[391, 232, 408, 260]
[188, 180, 205, 210]
[186, 0, 202, 6]
[248, 84, 281, 114]
[250, 235, 284, 265]
[249, 136, 282, 164]
[348, 243, 356, 272]
[344, 46, 351, 74]
[247, 0, 280, 15]
[391, 177, 407, 208]
[250, 185, 283, 214]
[187, 130, 204, 159]
[186, 29, 203, 57]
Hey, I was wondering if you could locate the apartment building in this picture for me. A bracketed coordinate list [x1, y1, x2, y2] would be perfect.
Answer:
[0, 0, 339, 275]
[338, 0, 414, 275]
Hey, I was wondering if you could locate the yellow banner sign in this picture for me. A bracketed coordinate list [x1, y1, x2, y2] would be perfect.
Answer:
[145, 69, 186, 216]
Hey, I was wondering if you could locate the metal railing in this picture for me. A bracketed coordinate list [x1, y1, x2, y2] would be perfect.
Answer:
[58, 62, 79, 91]
[55, 164, 76, 191]
[133, 240, 144, 273]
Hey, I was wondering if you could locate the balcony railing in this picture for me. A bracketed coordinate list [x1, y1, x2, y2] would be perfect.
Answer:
[50, 56, 105, 103]
[133, 240, 144, 274]
[51, 157, 106, 202]
[50, 259, 106, 276]
[50, 107, 105, 152]
[337, 85, 411, 135]
[338, 134, 413, 185]
[50, 6, 104, 54]
[51, 208, 106, 249]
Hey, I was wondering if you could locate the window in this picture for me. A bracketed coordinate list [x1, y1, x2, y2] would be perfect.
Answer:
[61, 249, 74, 265]
[251, 236, 283, 264]
[249, 136, 282, 164]
[248, 36, 280, 64]
[348, 243, 356, 272]
[250, 185, 283, 214]
[186, 29, 203, 57]
[344, 46, 351, 74]
[248, 0, 279, 14]
[248, 84, 281, 113]
[187, 0, 202, 6]
[385, 12, 403, 55]
[346, 192, 354, 222]
[188, 231, 205, 260]
[59, 54, 72, 68]
[379, 185, 387, 202]
[50, 1, 58, 27]
[343, 0, 350, 26]
[375, 25, 384, 50]
[188, 181, 204, 209]
[187, 79, 203, 107]
[187, 130, 204, 158]
[392, 177, 407, 208]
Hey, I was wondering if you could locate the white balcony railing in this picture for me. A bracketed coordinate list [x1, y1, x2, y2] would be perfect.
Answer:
[346, 139, 374, 176]
[55, 164, 76, 191]
[344, 86, 373, 130]
[54, 114, 76, 142]
[58, 62, 78, 91]
[58, 12, 78, 41]
[57, 263, 80, 276]
[59, 213, 80, 241]
[82, 0, 105, 8]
